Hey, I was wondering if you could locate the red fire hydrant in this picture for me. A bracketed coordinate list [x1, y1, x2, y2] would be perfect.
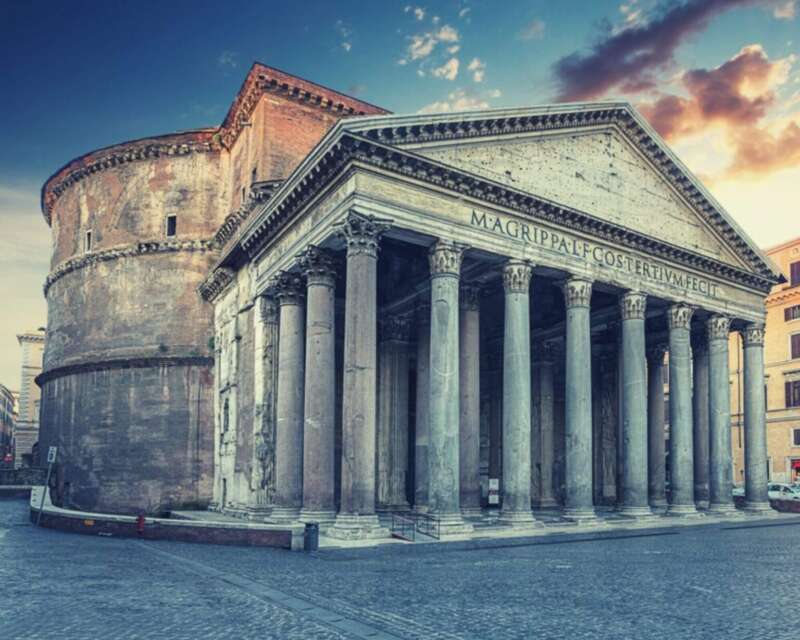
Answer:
[136, 514, 145, 536]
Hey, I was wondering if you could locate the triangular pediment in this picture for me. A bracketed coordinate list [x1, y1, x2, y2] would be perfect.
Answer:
[411, 128, 744, 268]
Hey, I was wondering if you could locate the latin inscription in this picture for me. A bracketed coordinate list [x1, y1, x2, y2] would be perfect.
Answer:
[471, 210, 720, 299]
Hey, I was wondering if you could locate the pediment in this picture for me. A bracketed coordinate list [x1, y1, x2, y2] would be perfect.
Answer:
[411, 128, 745, 269]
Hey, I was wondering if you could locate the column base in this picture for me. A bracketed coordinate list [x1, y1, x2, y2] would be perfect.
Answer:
[648, 498, 668, 513]
[618, 505, 656, 519]
[535, 497, 560, 510]
[498, 509, 542, 530]
[666, 503, 701, 517]
[298, 508, 337, 528]
[562, 507, 599, 524]
[326, 513, 390, 540]
[269, 506, 301, 523]
[460, 506, 484, 519]
[376, 502, 411, 514]
[742, 501, 774, 515]
[694, 500, 710, 511]
[707, 501, 738, 515]
[428, 511, 474, 537]
[413, 503, 429, 514]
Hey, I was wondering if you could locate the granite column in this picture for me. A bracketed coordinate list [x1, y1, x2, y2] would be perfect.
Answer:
[537, 343, 558, 509]
[414, 300, 430, 512]
[459, 284, 482, 517]
[742, 323, 771, 512]
[692, 334, 710, 509]
[646, 344, 667, 510]
[707, 315, 735, 513]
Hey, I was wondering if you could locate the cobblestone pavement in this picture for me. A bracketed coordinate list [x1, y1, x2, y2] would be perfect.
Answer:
[2, 499, 799, 640]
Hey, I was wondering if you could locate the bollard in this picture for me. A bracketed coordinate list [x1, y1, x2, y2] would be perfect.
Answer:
[304, 522, 319, 552]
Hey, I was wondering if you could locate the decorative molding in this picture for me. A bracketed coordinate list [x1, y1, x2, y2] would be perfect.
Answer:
[239, 131, 778, 294]
[562, 277, 592, 308]
[379, 313, 413, 342]
[35, 355, 214, 386]
[199, 267, 235, 303]
[459, 283, 481, 310]
[46, 238, 215, 296]
[706, 314, 731, 341]
[619, 291, 647, 321]
[296, 245, 338, 287]
[667, 304, 694, 330]
[214, 180, 283, 248]
[268, 271, 305, 305]
[429, 241, 465, 277]
[502, 260, 533, 294]
[336, 211, 391, 258]
[741, 323, 765, 347]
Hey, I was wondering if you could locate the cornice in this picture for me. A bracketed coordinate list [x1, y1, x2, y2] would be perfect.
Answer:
[44, 238, 216, 296]
[35, 355, 214, 386]
[41, 130, 221, 224]
[199, 267, 236, 303]
[240, 132, 778, 294]
[214, 180, 283, 248]
[766, 285, 800, 306]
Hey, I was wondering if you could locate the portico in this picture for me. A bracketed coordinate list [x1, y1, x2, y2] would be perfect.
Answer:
[205, 104, 782, 539]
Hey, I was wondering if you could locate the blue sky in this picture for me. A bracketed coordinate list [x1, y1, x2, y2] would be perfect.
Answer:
[1, 0, 799, 385]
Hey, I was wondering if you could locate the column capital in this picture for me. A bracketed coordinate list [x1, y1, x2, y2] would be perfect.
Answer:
[460, 283, 481, 310]
[379, 313, 413, 343]
[268, 272, 305, 306]
[741, 322, 765, 346]
[337, 211, 391, 258]
[619, 291, 647, 321]
[297, 245, 338, 287]
[562, 277, 593, 308]
[502, 260, 533, 294]
[666, 303, 694, 330]
[705, 314, 731, 341]
[646, 343, 667, 364]
[258, 294, 279, 324]
[428, 241, 466, 277]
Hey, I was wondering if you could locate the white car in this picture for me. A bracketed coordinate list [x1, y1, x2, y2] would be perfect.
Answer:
[768, 483, 800, 501]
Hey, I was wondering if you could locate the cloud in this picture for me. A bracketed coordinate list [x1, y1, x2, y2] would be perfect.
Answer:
[468, 57, 486, 82]
[519, 18, 545, 40]
[459, 7, 471, 19]
[727, 119, 800, 176]
[417, 88, 501, 114]
[341, 42, 352, 52]
[217, 51, 238, 69]
[404, 5, 426, 21]
[773, 0, 797, 18]
[432, 58, 460, 81]
[552, 0, 758, 101]
[399, 24, 460, 65]
[335, 20, 353, 52]
[436, 25, 459, 42]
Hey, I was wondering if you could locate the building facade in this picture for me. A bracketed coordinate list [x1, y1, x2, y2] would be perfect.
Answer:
[731, 237, 800, 484]
[15, 329, 44, 467]
[0, 384, 15, 466]
[37, 64, 386, 515]
[201, 99, 784, 538]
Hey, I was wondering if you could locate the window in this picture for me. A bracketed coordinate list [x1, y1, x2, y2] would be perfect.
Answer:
[241, 186, 246, 204]
[791, 261, 800, 287]
[84, 230, 92, 252]
[787, 305, 800, 322]
[165, 215, 177, 237]
[792, 333, 800, 359]
[251, 167, 257, 185]
[788, 381, 800, 408]
[794, 430, 800, 447]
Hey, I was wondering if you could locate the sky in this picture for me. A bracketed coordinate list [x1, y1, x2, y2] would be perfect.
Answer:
[1, 0, 798, 386]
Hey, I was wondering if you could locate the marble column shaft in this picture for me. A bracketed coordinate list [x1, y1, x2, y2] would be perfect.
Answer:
[414, 301, 430, 512]
[271, 273, 306, 520]
[459, 284, 482, 516]
[298, 247, 337, 523]
[500, 261, 536, 526]
[646, 345, 667, 509]
[742, 323, 770, 511]
[619, 292, 650, 516]
[692, 336, 710, 508]
[563, 277, 596, 520]
[257, 295, 279, 509]
[667, 304, 697, 514]
[329, 213, 390, 539]
[427, 241, 472, 534]
[537, 345, 558, 508]
[707, 315, 735, 512]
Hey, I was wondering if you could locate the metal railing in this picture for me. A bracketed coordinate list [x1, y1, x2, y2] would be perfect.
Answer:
[413, 512, 440, 540]
[390, 513, 416, 541]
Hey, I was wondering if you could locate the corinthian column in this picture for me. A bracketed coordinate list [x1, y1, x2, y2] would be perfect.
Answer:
[666, 304, 697, 515]
[619, 291, 650, 517]
[707, 315, 735, 513]
[377, 314, 412, 513]
[298, 246, 337, 526]
[536, 343, 558, 509]
[328, 212, 390, 540]
[646, 344, 667, 510]
[692, 334, 710, 509]
[459, 284, 482, 517]
[255, 295, 279, 511]
[742, 323, 771, 513]
[270, 272, 305, 522]
[562, 277, 596, 522]
[414, 300, 430, 512]
[427, 240, 473, 536]
[499, 260, 538, 528]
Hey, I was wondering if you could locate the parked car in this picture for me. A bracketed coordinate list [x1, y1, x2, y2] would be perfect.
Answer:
[768, 483, 800, 501]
